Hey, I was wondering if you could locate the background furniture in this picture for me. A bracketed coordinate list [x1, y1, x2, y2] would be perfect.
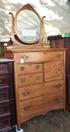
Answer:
[0, 59, 16, 132]
[48, 37, 70, 111]
[64, 38, 70, 111]
[0, 42, 4, 57]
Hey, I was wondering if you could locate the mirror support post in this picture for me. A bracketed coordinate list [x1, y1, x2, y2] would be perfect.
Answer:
[9, 12, 15, 35]
[40, 16, 46, 43]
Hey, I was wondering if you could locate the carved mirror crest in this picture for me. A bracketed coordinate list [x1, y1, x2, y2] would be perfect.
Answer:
[9, 4, 45, 45]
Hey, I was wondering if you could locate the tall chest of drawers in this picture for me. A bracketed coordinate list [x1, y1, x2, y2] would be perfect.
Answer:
[0, 59, 16, 132]
[4, 46, 66, 127]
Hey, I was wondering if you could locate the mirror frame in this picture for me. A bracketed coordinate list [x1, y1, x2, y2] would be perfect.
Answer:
[9, 4, 45, 45]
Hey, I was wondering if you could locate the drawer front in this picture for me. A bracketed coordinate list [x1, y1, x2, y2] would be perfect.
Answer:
[0, 75, 9, 86]
[17, 73, 43, 87]
[18, 84, 44, 101]
[19, 92, 64, 118]
[44, 80, 64, 95]
[0, 63, 13, 75]
[18, 80, 64, 101]
[14, 51, 64, 63]
[0, 86, 9, 101]
[0, 115, 11, 130]
[16, 63, 43, 75]
[0, 102, 10, 115]
[44, 60, 64, 82]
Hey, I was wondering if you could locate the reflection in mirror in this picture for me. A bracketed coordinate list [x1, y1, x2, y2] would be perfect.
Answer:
[16, 10, 41, 43]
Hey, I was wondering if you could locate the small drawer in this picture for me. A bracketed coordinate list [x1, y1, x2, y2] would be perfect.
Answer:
[17, 73, 43, 87]
[44, 60, 64, 82]
[0, 63, 13, 75]
[14, 51, 64, 63]
[0, 75, 9, 86]
[16, 63, 43, 75]
[0, 86, 9, 101]
[0, 101, 10, 115]
[0, 115, 11, 130]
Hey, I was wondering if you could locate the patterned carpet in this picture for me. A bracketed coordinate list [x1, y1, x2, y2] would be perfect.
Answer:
[21, 110, 70, 132]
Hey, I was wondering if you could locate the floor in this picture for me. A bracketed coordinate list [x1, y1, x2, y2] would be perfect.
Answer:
[21, 110, 70, 132]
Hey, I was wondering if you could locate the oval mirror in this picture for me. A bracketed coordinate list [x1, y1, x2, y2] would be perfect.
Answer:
[16, 10, 41, 44]
[9, 4, 45, 45]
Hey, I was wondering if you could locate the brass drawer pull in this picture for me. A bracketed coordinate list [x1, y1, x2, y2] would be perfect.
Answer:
[20, 67, 25, 71]
[20, 78, 25, 83]
[23, 91, 30, 96]
[23, 105, 31, 111]
[56, 84, 62, 88]
[20, 55, 29, 63]
[52, 97, 60, 104]
[29, 75, 32, 78]
[42, 96, 46, 99]
[56, 53, 62, 58]
[22, 55, 29, 60]
[55, 97, 63, 103]
[55, 98, 59, 102]
[35, 65, 40, 69]
[36, 76, 41, 80]
[43, 52, 46, 54]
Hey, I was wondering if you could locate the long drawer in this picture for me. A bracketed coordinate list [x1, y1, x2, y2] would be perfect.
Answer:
[14, 51, 64, 63]
[18, 80, 64, 101]
[19, 92, 64, 120]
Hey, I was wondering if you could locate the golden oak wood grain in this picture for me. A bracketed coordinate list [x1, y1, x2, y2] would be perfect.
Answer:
[4, 46, 66, 127]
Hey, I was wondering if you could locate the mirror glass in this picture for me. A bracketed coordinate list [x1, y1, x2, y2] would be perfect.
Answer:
[16, 10, 41, 43]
